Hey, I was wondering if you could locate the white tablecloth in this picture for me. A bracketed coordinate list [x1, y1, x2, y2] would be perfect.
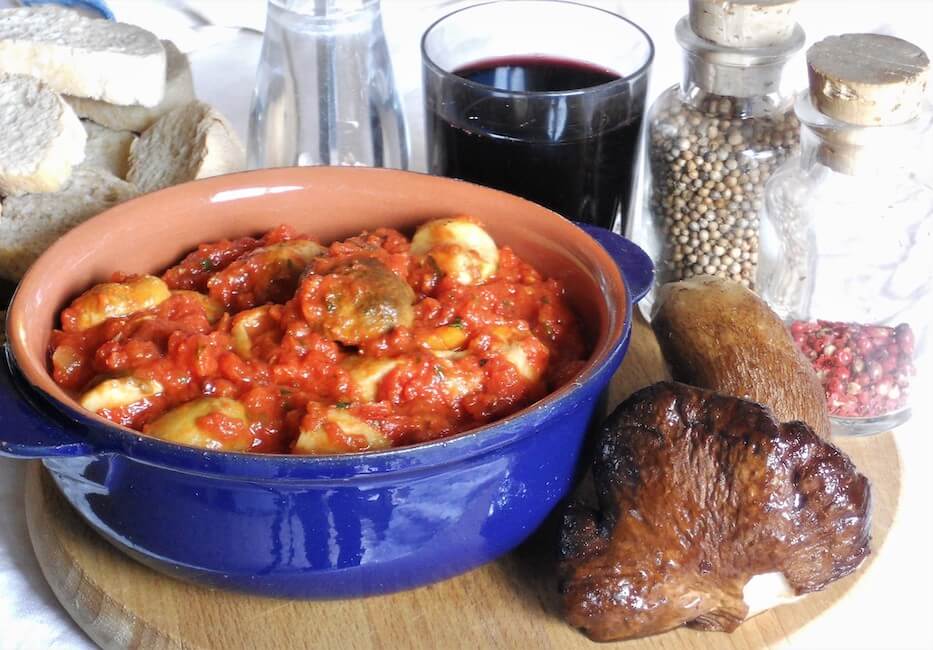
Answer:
[1, 1, 931, 648]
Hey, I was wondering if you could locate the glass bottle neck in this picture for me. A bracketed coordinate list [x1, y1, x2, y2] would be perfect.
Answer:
[681, 59, 793, 117]
[676, 16, 801, 118]
[795, 92, 929, 177]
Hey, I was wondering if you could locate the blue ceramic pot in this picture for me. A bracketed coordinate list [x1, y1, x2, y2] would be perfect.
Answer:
[0, 168, 652, 598]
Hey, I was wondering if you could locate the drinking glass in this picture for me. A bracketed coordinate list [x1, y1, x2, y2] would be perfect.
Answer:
[422, 0, 653, 230]
[249, 0, 409, 170]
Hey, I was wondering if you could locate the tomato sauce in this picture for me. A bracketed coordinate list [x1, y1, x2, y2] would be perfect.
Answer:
[49, 221, 589, 454]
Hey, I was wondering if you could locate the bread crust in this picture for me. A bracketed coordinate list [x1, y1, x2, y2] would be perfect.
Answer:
[0, 167, 137, 280]
[127, 100, 245, 194]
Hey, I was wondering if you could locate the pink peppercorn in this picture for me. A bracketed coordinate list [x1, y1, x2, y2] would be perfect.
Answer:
[790, 320, 915, 419]
[855, 337, 873, 355]
[836, 347, 852, 366]
[881, 356, 898, 373]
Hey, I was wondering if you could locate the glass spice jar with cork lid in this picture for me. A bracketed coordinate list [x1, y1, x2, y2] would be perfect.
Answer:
[634, 0, 804, 307]
[758, 33, 933, 436]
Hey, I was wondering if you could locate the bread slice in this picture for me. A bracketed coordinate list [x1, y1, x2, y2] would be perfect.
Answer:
[127, 101, 245, 194]
[67, 40, 194, 133]
[0, 6, 165, 107]
[0, 167, 137, 280]
[0, 73, 86, 196]
[83, 120, 136, 180]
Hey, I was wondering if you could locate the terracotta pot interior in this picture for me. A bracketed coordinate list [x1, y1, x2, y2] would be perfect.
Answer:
[8, 168, 626, 433]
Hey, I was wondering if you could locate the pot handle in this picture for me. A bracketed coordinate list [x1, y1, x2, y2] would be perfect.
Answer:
[0, 346, 96, 458]
[576, 224, 654, 302]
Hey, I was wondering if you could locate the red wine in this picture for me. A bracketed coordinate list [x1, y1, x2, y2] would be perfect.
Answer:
[455, 55, 619, 92]
[425, 56, 646, 229]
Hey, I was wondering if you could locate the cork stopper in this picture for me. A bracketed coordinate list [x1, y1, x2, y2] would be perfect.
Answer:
[807, 34, 930, 126]
[689, 0, 798, 48]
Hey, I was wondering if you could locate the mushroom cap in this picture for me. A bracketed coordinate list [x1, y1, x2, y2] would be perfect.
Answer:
[559, 381, 871, 642]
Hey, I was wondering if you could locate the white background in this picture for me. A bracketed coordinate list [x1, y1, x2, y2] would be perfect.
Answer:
[1, 1, 932, 649]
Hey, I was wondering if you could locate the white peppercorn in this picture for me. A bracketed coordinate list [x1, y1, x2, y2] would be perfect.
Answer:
[645, 92, 799, 289]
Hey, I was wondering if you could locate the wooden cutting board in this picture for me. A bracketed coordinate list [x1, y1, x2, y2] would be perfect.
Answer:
[24, 314, 901, 650]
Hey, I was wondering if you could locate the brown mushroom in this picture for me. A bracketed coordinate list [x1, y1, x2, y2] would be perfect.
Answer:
[651, 276, 832, 438]
[559, 381, 871, 642]
[299, 256, 415, 346]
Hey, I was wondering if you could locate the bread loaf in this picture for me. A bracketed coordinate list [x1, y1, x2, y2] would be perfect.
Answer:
[67, 40, 194, 132]
[0, 6, 165, 107]
[0, 167, 137, 280]
[127, 101, 245, 194]
[0, 73, 86, 196]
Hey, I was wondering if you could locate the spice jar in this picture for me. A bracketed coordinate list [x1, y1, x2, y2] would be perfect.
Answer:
[758, 33, 933, 436]
[634, 0, 803, 306]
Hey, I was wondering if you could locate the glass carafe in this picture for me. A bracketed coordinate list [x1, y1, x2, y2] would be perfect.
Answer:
[248, 0, 409, 169]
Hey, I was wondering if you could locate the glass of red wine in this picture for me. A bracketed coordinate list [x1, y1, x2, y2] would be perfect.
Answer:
[422, 0, 653, 230]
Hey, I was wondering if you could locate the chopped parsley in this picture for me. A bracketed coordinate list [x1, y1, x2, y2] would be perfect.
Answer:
[449, 317, 465, 329]
[325, 295, 338, 314]
[200, 258, 214, 271]
[433, 365, 445, 379]
[335, 401, 351, 409]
